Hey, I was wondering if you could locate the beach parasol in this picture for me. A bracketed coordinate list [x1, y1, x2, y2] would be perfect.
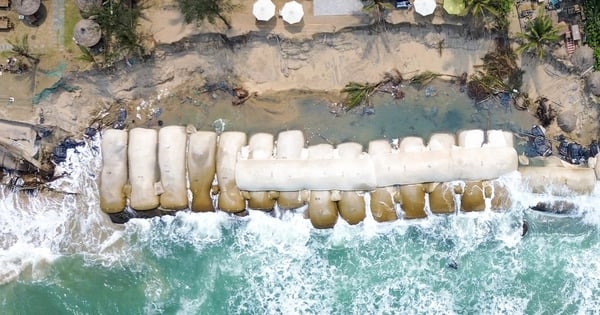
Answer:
[73, 19, 102, 48]
[252, 0, 276, 21]
[414, 0, 437, 16]
[443, 0, 467, 16]
[280, 1, 304, 24]
[76, 0, 102, 12]
[12, 0, 41, 16]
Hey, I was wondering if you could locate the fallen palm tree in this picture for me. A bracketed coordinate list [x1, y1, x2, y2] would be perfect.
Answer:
[467, 38, 524, 105]
[341, 69, 466, 110]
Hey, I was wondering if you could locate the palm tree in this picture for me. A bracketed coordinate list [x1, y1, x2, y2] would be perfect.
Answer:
[175, 0, 236, 29]
[465, 0, 499, 20]
[516, 8, 559, 59]
[7, 35, 40, 64]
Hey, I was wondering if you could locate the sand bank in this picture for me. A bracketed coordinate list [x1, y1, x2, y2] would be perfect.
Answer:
[18, 0, 594, 146]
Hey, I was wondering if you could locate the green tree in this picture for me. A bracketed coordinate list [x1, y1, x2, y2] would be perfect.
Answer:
[516, 8, 559, 59]
[87, 0, 146, 64]
[465, 0, 499, 19]
[175, 0, 236, 29]
[7, 35, 40, 64]
[362, 0, 394, 23]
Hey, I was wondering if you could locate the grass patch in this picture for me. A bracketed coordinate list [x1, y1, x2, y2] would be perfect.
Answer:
[63, 0, 81, 48]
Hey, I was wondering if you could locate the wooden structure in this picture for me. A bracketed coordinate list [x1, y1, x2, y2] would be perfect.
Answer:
[0, 16, 13, 30]
[0, 119, 42, 172]
[0, 0, 10, 9]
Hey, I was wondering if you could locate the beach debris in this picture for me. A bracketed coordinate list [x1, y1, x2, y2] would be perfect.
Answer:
[232, 87, 253, 106]
[212, 118, 228, 134]
[424, 86, 436, 97]
[467, 38, 522, 102]
[52, 138, 85, 164]
[113, 108, 127, 129]
[361, 106, 375, 116]
[523, 125, 552, 157]
[555, 134, 595, 165]
[534, 97, 556, 128]
[521, 220, 528, 237]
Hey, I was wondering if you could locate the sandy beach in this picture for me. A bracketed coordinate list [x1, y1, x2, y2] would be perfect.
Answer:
[1, 0, 597, 146]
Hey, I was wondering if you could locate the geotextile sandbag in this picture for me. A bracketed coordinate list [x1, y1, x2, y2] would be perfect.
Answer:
[100, 129, 129, 213]
[128, 128, 159, 211]
[158, 126, 188, 210]
[188, 131, 217, 212]
[216, 131, 247, 213]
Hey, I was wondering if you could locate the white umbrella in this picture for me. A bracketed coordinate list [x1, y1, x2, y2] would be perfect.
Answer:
[280, 1, 304, 24]
[253, 0, 276, 21]
[414, 0, 436, 16]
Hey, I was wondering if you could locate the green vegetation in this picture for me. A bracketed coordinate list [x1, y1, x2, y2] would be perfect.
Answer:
[516, 7, 559, 59]
[175, 0, 237, 29]
[342, 82, 379, 110]
[63, 0, 81, 48]
[584, 0, 600, 69]
[86, 0, 148, 68]
[467, 39, 523, 102]
[7, 35, 40, 64]
[362, 0, 394, 23]
[465, 0, 513, 33]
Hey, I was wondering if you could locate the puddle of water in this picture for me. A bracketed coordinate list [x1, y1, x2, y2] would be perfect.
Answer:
[147, 80, 537, 147]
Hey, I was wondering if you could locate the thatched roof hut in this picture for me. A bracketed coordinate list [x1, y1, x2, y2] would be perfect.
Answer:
[73, 19, 102, 48]
[12, 0, 40, 16]
[76, 0, 102, 12]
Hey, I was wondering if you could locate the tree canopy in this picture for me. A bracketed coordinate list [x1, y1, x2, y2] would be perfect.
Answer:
[516, 8, 559, 59]
[175, 0, 236, 29]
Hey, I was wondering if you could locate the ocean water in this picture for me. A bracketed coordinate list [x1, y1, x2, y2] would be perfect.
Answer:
[2, 86, 600, 314]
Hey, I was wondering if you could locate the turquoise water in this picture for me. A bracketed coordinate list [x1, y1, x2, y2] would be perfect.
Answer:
[1, 86, 600, 314]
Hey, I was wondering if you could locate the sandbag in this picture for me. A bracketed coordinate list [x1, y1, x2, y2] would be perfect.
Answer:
[337, 142, 363, 158]
[235, 159, 377, 191]
[370, 187, 398, 222]
[275, 130, 305, 209]
[246, 133, 276, 210]
[100, 129, 128, 213]
[451, 146, 518, 181]
[486, 130, 513, 148]
[245, 191, 278, 210]
[128, 128, 159, 211]
[371, 150, 454, 186]
[399, 137, 425, 152]
[188, 131, 217, 212]
[158, 126, 188, 210]
[336, 142, 366, 224]
[488, 180, 512, 211]
[217, 131, 247, 213]
[338, 191, 366, 225]
[427, 133, 455, 151]
[399, 184, 427, 219]
[458, 129, 484, 148]
[427, 182, 456, 214]
[519, 166, 597, 195]
[276, 130, 305, 159]
[308, 190, 338, 229]
[460, 181, 486, 212]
